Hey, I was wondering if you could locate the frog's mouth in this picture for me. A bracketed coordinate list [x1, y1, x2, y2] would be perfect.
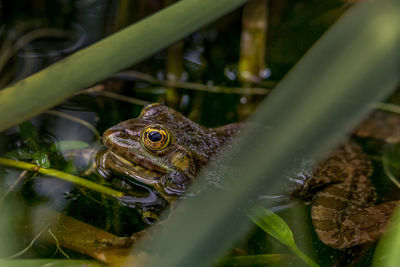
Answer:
[97, 149, 166, 185]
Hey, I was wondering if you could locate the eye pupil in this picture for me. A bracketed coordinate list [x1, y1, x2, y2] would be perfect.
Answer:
[148, 131, 162, 142]
[142, 126, 171, 151]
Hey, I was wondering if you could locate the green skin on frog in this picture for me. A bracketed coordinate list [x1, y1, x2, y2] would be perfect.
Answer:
[98, 103, 398, 250]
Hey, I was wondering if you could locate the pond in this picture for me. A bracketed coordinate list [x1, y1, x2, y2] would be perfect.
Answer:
[0, 0, 399, 266]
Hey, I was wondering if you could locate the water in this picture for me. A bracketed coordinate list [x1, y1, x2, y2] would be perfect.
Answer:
[1, 0, 397, 265]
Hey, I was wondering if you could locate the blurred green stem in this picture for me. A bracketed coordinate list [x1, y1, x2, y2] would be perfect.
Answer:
[372, 102, 400, 115]
[238, 0, 268, 84]
[165, 0, 185, 109]
[166, 40, 185, 109]
[115, 0, 133, 30]
[79, 84, 150, 105]
[238, 0, 269, 119]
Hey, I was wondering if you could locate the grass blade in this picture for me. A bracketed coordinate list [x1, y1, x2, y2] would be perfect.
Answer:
[0, 0, 249, 132]
[373, 207, 400, 267]
[133, 1, 400, 266]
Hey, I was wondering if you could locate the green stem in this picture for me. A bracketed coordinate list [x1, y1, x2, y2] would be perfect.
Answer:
[44, 110, 100, 138]
[238, 0, 268, 84]
[289, 244, 319, 267]
[115, 71, 272, 95]
[0, 157, 123, 197]
[372, 102, 400, 115]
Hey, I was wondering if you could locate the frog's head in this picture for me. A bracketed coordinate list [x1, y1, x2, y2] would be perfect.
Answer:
[99, 103, 224, 196]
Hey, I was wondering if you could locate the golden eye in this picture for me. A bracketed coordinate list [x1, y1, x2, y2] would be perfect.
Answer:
[142, 126, 171, 151]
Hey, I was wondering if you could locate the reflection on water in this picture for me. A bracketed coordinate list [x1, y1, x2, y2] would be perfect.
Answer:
[95, 145, 169, 225]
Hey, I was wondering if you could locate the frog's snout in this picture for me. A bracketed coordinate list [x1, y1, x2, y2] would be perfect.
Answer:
[102, 127, 123, 148]
[102, 129, 113, 147]
[102, 126, 138, 150]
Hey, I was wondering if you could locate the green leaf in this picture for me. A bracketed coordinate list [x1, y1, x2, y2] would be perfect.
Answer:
[18, 121, 40, 151]
[32, 152, 51, 168]
[10, 121, 52, 168]
[372, 207, 400, 267]
[248, 207, 319, 267]
[248, 207, 295, 247]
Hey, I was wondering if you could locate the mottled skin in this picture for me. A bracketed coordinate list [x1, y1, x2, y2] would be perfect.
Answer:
[97, 103, 240, 202]
[97, 104, 398, 249]
[293, 143, 398, 249]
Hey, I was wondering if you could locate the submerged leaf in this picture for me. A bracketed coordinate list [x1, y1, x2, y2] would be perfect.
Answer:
[18, 121, 41, 151]
[248, 207, 319, 267]
[55, 140, 90, 151]
[32, 152, 50, 168]
[13, 121, 52, 168]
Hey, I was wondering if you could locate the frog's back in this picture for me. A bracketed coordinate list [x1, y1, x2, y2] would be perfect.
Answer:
[296, 142, 398, 249]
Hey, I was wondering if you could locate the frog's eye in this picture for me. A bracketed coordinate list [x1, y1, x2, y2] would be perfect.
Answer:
[142, 126, 171, 151]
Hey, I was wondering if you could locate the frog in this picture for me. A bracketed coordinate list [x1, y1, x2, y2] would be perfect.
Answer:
[97, 103, 398, 249]
[97, 103, 241, 204]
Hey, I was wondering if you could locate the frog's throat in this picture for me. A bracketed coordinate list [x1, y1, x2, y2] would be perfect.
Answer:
[107, 151, 164, 185]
